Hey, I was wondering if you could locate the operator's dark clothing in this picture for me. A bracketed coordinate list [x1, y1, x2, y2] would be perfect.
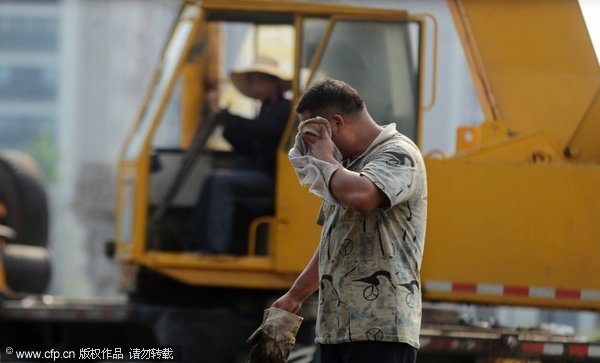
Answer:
[184, 96, 290, 252]
[221, 97, 291, 174]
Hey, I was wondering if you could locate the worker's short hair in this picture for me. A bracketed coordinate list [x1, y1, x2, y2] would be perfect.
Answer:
[296, 79, 364, 118]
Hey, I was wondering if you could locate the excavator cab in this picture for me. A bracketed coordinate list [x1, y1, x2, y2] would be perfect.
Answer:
[115, 0, 429, 292]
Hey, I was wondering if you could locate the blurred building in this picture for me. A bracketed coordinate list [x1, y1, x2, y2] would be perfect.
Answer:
[0, 1, 59, 177]
[56, 0, 180, 297]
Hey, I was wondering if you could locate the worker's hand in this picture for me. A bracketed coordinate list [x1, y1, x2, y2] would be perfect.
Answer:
[246, 308, 303, 363]
[271, 291, 303, 314]
[302, 124, 337, 163]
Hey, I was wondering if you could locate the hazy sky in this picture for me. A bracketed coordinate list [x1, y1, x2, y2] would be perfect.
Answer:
[580, 0, 600, 62]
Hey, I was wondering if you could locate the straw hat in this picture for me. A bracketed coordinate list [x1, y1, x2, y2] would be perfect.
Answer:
[230, 56, 292, 98]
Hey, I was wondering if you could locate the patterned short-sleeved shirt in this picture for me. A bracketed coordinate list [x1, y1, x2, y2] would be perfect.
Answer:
[315, 123, 427, 349]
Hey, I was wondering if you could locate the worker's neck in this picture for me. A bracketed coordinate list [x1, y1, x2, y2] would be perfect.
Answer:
[346, 114, 384, 161]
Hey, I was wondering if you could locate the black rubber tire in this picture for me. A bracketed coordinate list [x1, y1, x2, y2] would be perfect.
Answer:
[2, 244, 51, 294]
[0, 151, 49, 247]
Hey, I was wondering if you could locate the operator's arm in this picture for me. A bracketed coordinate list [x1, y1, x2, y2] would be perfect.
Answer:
[305, 124, 386, 213]
[220, 98, 290, 155]
[219, 111, 255, 154]
[271, 245, 320, 314]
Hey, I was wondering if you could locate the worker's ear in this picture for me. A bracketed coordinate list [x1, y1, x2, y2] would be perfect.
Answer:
[330, 114, 344, 132]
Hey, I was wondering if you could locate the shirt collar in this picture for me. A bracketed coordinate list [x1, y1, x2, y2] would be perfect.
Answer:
[346, 123, 397, 168]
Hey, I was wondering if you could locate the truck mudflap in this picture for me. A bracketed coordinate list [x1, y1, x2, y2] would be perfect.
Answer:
[420, 324, 600, 361]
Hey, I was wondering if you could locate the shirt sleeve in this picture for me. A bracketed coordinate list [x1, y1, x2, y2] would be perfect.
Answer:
[360, 142, 420, 209]
[221, 111, 255, 154]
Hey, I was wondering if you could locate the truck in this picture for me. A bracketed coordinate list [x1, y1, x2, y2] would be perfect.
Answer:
[1, 0, 600, 362]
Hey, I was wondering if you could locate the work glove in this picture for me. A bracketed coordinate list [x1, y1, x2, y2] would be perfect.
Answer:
[246, 307, 303, 363]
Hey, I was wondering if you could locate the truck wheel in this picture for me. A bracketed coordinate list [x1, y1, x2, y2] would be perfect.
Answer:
[0, 151, 49, 247]
[2, 244, 51, 294]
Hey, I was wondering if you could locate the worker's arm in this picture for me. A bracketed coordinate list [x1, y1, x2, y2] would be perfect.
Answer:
[271, 245, 320, 314]
[328, 164, 387, 212]
[304, 124, 387, 213]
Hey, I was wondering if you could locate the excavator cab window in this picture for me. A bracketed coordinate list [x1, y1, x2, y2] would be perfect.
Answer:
[300, 18, 420, 138]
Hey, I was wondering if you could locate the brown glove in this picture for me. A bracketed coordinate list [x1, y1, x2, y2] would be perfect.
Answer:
[246, 307, 303, 363]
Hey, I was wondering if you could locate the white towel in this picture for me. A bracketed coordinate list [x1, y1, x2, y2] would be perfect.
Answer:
[288, 117, 343, 205]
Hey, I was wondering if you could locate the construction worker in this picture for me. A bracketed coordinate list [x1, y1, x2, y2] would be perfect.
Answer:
[274, 79, 427, 363]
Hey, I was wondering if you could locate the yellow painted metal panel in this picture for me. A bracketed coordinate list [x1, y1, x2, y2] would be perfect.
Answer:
[450, 0, 600, 151]
[453, 132, 564, 163]
[153, 266, 297, 290]
[114, 157, 151, 263]
[566, 90, 600, 162]
[273, 150, 322, 274]
[423, 159, 600, 310]
[180, 62, 203, 148]
[180, 23, 220, 148]
[143, 251, 273, 271]
[492, 72, 598, 152]
[201, 0, 408, 19]
[456, 126, 481, 152]
[132, 156, 150, 262]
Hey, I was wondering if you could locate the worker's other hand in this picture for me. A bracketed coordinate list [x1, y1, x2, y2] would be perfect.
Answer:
[271, 292, 302, 314]
[246, 308, 303, 363]
[302, 124, 337, 163]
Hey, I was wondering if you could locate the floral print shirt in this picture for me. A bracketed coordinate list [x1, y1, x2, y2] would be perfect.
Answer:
[315, 124, 427, 349]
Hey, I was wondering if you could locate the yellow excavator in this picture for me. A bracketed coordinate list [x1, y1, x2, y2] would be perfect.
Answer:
[116, 0, 600, 306]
